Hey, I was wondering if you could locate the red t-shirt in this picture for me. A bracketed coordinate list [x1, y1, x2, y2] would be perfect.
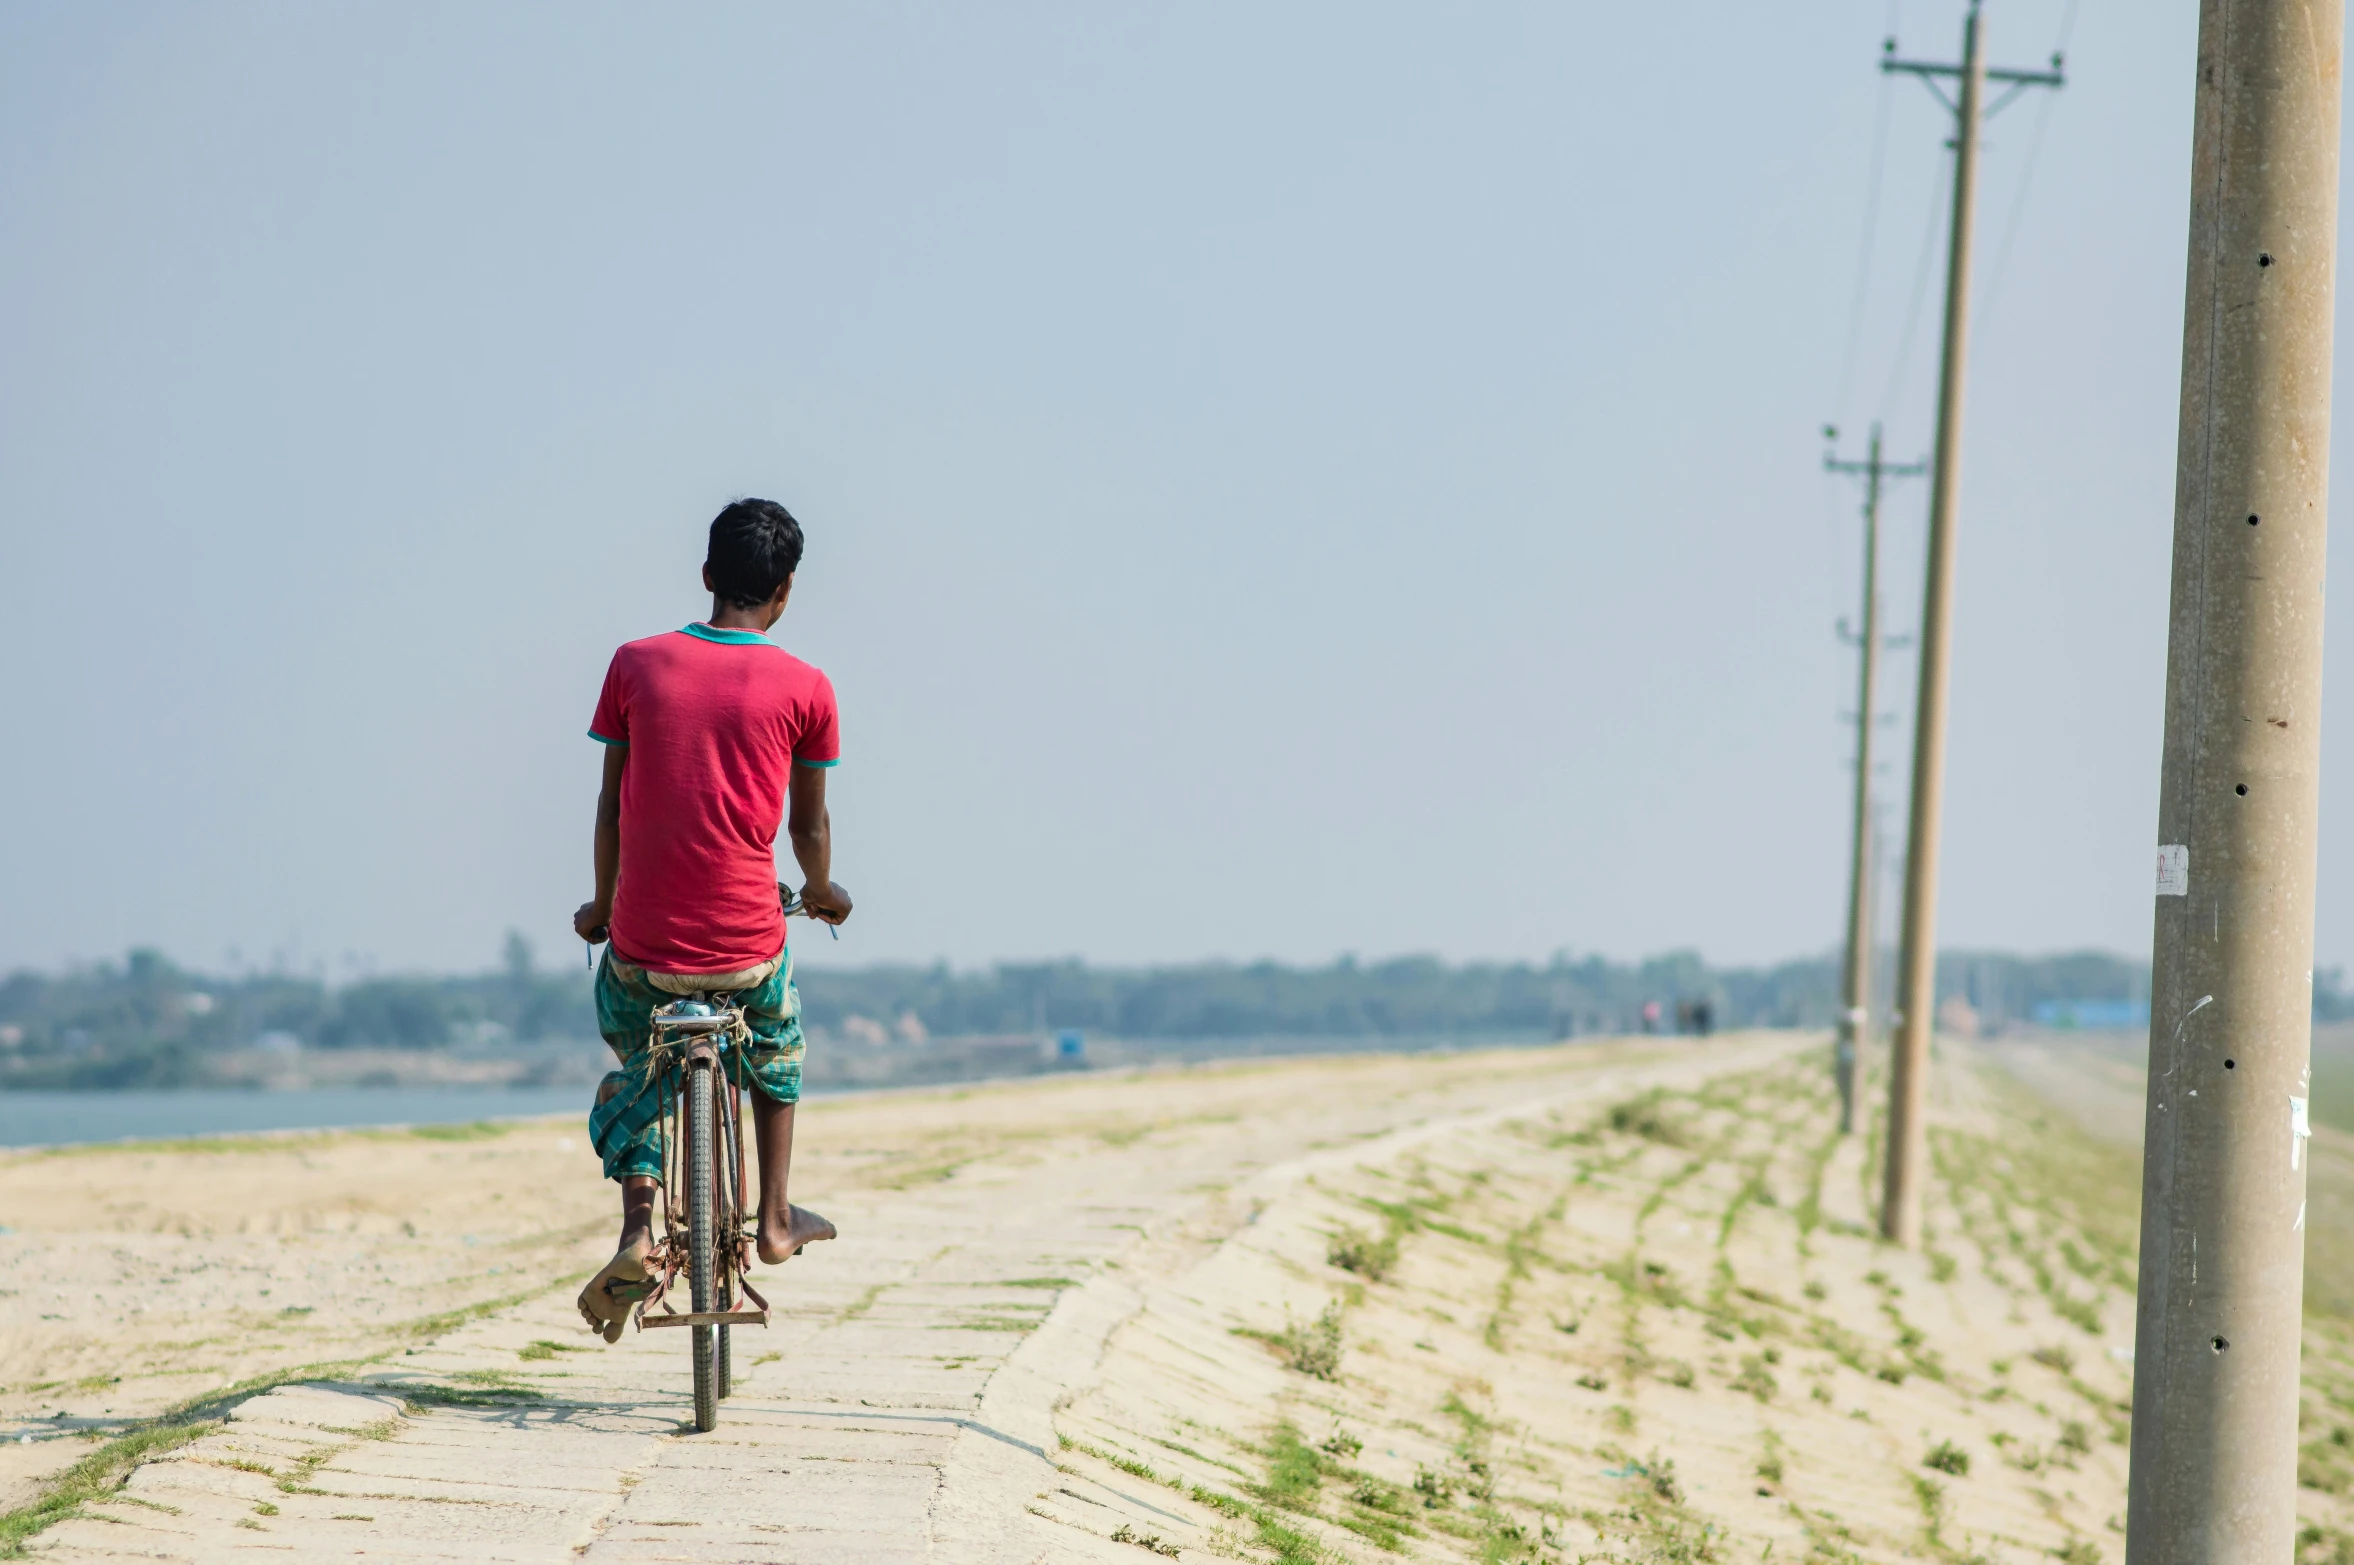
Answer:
[589, 624, 841, 974]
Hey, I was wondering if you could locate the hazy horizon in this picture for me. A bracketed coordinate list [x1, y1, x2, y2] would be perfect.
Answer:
[11, 3, 2354, 986]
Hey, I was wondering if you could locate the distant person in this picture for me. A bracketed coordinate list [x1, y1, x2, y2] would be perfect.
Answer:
[1693, 1000, 1713, 1037]
[570, 499, 851, 1343]
[1640, 1000, 1661, 1034]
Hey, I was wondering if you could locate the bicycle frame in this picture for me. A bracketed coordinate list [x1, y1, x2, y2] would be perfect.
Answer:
[630, 1000, 771, 1334]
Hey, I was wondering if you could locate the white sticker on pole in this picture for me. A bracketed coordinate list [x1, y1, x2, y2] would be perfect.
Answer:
[2293, 1095, 2312, 1169]
[2156, 844, 2190, 896]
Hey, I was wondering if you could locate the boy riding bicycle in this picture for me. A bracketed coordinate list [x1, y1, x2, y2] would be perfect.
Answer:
[571, 498, 849, 1342]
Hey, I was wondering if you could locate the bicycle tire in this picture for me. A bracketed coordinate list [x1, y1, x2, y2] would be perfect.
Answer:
[717, 1082, 739, 1400]
[688, 1063, 718, 1432]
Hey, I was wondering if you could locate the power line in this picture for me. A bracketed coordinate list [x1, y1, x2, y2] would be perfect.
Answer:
[1974, 85, 2057, 338]
[1833, 73, 1898, 422]
[1878, 147, 1952, 429]
[1977, 2, 2080, 337]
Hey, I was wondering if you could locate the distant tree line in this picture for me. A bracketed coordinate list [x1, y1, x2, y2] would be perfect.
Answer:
[4, 940, 2346, 1089]
[0, 939, 583, 1088]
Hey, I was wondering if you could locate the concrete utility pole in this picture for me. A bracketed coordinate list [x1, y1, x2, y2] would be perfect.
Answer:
[1877, 5, 2062, 1246]
[2127, 0, 2343, 1556]
[1824, 425, 1926, 1134]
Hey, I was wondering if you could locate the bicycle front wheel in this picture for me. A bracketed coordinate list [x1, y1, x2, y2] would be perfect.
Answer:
[717, 1081, 740, 1400]
[687, 1063, 718, 1432]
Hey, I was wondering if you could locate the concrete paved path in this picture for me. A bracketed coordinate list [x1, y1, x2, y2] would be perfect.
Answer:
[27, 1037, 1787, 1563]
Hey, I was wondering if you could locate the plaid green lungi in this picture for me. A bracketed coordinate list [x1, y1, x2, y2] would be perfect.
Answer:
[588, 947, 808, 1182]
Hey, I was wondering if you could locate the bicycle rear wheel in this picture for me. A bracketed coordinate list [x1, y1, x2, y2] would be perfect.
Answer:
[687, 1063, 718, 1432]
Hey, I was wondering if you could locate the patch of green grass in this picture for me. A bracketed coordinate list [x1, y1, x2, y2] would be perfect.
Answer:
[2300, 1523, 2354, 1565]
[1333, 1497, 1414, 1551]
[1274, 1304, 1344, 1381]
[1924, 1439, 1970, 1477]
[1911, 1472, 1950, 1542]
[1755, 1430, 1785, 1487]
[1603, 1255, 1689, 1311]
[1262, 1424, 1323, 1508]
[272, 1443, 340, 1497]
[0, 1420, 220, 1555]
[1789, 1499, 1867, 1565]
[396, 1278, 572, 1341]
[1607, 1092, 1694, 1149]
[1253, 1510, 1341, 1565]
[1194, 1425, 1360, 1565]
[1150, 1436, 1250, 1477]
[409, 1121, 512, 1142]
[1589, 1447, 1719, 1564]
[398, 1383, 545, 1410]
[319, 1420, 399, 1442]
[0, 1351, 427, 1556]
[1483, 1203, 1555, 1351]
[2302, 1430, 2354, 1494]
[1328, 1224, 1401, 1283]
[1072, 1441, 1181, 1491]
[1730, 1354, 1778, 1402]
[2052, 1292, 2104, 1334]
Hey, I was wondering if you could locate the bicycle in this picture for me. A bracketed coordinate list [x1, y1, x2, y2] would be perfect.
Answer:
[632, 989, 765, 1430]
[588, 885, 840, 1431]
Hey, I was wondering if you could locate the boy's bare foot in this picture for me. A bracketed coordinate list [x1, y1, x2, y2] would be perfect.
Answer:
[756, 1204, 837, 1266]
[577, 1234, 653, 1344]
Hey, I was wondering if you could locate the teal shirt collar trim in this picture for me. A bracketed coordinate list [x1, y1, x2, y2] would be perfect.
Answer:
[680, 623, 774, 647]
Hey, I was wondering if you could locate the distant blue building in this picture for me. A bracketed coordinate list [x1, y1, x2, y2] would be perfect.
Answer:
[2031, 999, 2149, 1031]
[1057, 1029, 1086, 1064]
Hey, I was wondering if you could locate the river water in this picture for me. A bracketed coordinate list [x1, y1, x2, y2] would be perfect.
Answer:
[0, 1085, 593, 1149]
[0, 1033, 1544, 1150]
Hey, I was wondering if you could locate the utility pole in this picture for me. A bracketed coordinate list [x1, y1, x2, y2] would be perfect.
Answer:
[2127, 0, 2342, 1556]
[1824, 424, 1926, 1134]
[1877, 4, 2062, 1246]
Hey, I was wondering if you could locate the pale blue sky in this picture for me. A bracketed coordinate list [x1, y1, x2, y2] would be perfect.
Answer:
[2, 1, 2339, 982]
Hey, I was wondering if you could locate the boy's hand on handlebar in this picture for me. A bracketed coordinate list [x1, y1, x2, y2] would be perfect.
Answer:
[574, 900, 612, 942]
[800, 881, 853, 925]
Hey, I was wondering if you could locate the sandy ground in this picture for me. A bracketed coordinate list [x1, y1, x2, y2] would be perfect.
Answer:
[4, 1031, 2354, 1563]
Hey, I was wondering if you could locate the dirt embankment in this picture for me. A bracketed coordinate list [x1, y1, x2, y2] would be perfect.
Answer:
[8, 1032, 2354, 1563]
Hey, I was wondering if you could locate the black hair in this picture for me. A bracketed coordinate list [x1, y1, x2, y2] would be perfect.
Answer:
[706, 498, 805, 609]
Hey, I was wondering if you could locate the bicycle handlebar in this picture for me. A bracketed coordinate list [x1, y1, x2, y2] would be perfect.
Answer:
[583, 882, 850, 950]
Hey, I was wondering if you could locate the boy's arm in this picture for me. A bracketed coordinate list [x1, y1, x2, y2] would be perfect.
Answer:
[573, 743, 628, 940]
[788, 764, 851, 923]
